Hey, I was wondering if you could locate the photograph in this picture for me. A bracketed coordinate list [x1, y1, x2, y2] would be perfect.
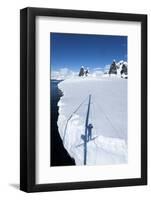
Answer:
[50, 32, 128, 167]
[20, 7, 147, 192]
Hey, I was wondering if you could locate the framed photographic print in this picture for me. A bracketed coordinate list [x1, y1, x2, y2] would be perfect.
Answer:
[20, 7, 147, 192]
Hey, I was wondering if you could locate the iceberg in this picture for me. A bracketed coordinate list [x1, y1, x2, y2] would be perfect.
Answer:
[57, 76, 128, 166]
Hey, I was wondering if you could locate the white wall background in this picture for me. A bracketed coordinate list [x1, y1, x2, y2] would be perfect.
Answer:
[0, 0, 150, 199]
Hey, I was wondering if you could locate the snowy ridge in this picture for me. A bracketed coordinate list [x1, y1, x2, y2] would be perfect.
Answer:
[57, 76, 127, 165]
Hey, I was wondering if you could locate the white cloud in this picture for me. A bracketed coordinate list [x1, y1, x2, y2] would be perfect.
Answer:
[104, 64, 110, 70]
[93, 67, 103, 71]
[51, 68, 78, 80]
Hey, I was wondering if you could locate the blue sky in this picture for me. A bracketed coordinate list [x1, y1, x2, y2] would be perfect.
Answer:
[50, 33, 127, 71]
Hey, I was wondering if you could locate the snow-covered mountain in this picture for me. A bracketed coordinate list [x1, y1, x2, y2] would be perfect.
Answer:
[108, 60, 128, 78]
[51, 61, 128, 80]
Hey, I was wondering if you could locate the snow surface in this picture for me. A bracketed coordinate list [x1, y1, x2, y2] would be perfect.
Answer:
[57, 76, 128, 166]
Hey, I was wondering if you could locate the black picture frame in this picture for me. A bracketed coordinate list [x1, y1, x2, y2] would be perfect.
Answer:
[20, 7, 147, 192]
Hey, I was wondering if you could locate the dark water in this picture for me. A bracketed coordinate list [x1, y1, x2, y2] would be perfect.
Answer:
[50, 80, 75, 166]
